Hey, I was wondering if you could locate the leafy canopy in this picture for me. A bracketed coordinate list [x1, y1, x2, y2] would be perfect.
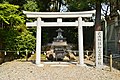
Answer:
[0, 3, 35, 52]
[0, 3, 24, 26]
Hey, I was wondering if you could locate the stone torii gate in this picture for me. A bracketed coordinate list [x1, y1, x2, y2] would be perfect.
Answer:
[23, 10, 96, 66]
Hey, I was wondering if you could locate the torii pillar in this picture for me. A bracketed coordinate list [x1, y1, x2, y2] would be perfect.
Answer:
[78, 17, 84, 65]
[36, 17, 44, 67]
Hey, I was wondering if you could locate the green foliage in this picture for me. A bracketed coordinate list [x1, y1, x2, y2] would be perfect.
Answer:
[15, 25, 36, 51]
[0, 3, 35, 53]
[66, 0, 92, 11]
[87, 0, 105, 3]
[0, 3, 25, 27]
[36, 0, 51, 11]
[0, 28, 18, 50]
[23, 0, 39, 11]
[0, 25, 36, 51]
[0, 0, 26, 6]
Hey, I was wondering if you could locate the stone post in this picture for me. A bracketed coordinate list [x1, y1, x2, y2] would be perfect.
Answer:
[95, 31, 103, 67]
[110, 53, 112, 72]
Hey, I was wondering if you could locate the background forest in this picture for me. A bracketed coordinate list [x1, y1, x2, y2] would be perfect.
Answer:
[0, 0, 120, 52]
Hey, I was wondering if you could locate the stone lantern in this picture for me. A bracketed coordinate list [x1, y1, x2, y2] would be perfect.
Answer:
[51, 28, 68, 60]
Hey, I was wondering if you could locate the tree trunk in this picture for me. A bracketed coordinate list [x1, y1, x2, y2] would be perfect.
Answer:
[59, 0, 62, 12]
[95, 1, 101, 31]
[92, 0, 102, 60]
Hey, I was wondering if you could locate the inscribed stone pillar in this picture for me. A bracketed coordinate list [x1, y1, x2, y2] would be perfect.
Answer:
[95, 31, 103, 67]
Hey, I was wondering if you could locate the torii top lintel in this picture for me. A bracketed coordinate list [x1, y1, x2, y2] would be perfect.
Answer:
[23, 10, 96, 18]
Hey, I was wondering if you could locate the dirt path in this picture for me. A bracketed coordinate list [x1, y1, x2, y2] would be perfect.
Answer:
[0, 60, 120, 80]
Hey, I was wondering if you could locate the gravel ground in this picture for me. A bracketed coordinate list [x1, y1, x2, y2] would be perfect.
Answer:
[0, 60, 120, 80]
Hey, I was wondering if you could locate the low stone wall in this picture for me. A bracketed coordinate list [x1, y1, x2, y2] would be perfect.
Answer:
[0, 52, 5, 64]
[4, 52, 15, 62]
[0, 51, 16, 64]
